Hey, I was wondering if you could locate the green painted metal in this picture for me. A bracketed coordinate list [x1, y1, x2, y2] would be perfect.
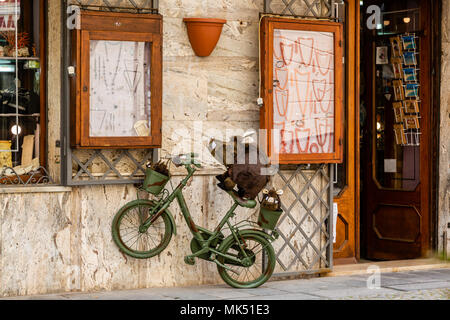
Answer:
[111, 154, 278, 288]
[258, 207, 283, 231]
[226, 190, 257, 208]
[143, 168, 170, 195]
[111, 199, 173, 259]
[216, 232, 276, 288]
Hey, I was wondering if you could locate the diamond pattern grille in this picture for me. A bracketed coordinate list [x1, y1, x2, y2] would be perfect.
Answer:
[271, 164, 332, 274]
[264, 0, 335, 18]
[69, 0, 158, 13]
[69, 149, 155, 184]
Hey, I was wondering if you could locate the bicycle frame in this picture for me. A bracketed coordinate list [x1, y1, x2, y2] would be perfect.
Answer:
[141, 163, 248, 266]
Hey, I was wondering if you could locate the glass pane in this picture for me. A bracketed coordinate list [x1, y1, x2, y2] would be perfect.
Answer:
[273, 28, 335, 155]
[89, 40, 151, 137]
[0, 0, 41, 169]
[372, 4, 420, 191]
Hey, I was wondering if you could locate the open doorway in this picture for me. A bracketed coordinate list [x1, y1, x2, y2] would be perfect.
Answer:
[359, 0, 438, 260]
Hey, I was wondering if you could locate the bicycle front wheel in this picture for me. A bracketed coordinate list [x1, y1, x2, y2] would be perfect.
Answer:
[217, 233, 276, 288]
[112, 200, 172, 259]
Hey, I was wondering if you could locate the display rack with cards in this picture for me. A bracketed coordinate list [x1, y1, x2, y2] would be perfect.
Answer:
[390, 33, 421, 146]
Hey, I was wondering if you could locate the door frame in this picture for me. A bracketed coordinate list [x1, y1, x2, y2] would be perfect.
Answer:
[358, 0, 441, 259]
[429, 0, 442, 254]
[332, 0, 360, 263]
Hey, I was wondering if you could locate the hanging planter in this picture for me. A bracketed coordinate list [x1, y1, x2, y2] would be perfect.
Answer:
[183, 18, 226, 57]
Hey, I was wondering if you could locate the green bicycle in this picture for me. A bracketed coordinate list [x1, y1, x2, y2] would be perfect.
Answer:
[111, 153, 279, 288]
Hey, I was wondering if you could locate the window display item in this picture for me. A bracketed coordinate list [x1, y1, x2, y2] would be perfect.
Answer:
[394, 124, 407, 145]
[393, 80, 405, 101]
[405, 83, 419, 98]
[403, 51, 417, 66]
[404, 99, 419, 114]
[0, 31, 30, 57]
[21, 135, 34, 167]
[376, 46, 388, 64]
[0, 140, 12, 168]
[392, 60, 403, 79]
[401, 35, 416, 50]
[390, 36, 403, 57]
[403, 68, 417, 82]
[393, 102, 403, 123]
[403, 115, 420, 130]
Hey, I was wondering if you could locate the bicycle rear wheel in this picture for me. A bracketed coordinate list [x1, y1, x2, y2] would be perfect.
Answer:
[217, 233, 276, 288]
[112, 200, 172, 259]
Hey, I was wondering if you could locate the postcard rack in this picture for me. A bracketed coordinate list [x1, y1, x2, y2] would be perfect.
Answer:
[390, 33, 421, 147]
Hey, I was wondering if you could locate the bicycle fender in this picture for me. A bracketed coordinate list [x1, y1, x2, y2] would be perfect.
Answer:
[163, 207, 177, 236]
[125, 199, 177, 236]
[237, 229, 276, 242]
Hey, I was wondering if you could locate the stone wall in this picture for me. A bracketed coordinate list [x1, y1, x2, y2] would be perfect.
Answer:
[440, 0, 450, 257]
[0, 0, 331, 297]
[3, 0, 447, 298]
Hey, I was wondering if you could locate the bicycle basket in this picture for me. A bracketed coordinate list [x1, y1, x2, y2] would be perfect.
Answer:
[143, 168, 170, 195]
[257, 207, 283, 230]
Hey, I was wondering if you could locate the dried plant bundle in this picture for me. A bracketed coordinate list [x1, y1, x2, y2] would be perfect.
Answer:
[0, 31, 30, 49]
[149, 160, 169, 177]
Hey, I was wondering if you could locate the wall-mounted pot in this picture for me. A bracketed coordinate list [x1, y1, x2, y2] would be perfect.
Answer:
[183, 18, 226, 57]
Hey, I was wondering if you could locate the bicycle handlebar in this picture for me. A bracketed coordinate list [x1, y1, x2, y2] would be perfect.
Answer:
[171, 153, 202, 168]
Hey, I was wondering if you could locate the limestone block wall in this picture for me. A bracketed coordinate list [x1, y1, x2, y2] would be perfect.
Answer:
[440, 0, 450, 257]
[0, 0, 332, 297]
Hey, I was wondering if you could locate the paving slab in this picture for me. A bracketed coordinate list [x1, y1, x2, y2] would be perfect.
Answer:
[384, 281, 450, 292]
[228, 292, 322, 300]
[1, 268, 449, 300]
[311, 287, 401, 299]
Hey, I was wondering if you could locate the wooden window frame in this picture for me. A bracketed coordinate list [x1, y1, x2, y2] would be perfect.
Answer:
[260, 17, 344, 164]
[70, 11, 162, 149]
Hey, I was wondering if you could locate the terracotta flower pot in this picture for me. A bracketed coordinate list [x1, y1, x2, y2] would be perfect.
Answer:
[183, 18, 226, 57]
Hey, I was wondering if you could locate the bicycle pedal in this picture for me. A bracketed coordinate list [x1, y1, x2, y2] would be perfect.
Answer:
[184, 256, 196, 265]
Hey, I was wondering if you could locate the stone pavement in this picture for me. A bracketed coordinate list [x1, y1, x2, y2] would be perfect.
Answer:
[3, 268, 449, 300]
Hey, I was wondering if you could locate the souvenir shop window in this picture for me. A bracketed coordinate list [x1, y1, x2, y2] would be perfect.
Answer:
[70, 10, 162, 149]
[259, 17, 344, 164]
[0, 0, 47, 184]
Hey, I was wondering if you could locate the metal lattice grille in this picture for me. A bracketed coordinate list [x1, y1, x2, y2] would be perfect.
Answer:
[0, 166, 54, 185]
[264, 0, 336, 18]
[271, 164, 333, 275]
[70, 149, 154, 183]
[69, 0, 158, 13]
[62, 0, 159, 185]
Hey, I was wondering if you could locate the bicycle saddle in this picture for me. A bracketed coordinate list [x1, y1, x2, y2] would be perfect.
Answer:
[227, 190, 257, 209]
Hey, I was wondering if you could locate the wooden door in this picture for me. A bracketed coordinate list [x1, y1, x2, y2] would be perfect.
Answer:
[361, 0, 432, 260]
[333, 1, 360, 263]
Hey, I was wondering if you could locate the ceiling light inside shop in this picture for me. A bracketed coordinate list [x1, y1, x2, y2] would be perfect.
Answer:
[403, 17, 411, 23]
[383, 20, 390, 26]
[11, 125, 22, 135]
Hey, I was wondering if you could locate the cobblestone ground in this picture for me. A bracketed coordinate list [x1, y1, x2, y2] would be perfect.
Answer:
[2, 268, 449, 300]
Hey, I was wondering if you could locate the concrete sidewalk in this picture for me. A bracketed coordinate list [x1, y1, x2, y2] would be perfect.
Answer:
[2, 268, 449, 300]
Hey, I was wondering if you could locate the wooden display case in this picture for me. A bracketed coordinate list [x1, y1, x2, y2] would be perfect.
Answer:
[260, 17, 344, 164]
[70, 10, 162, 149]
